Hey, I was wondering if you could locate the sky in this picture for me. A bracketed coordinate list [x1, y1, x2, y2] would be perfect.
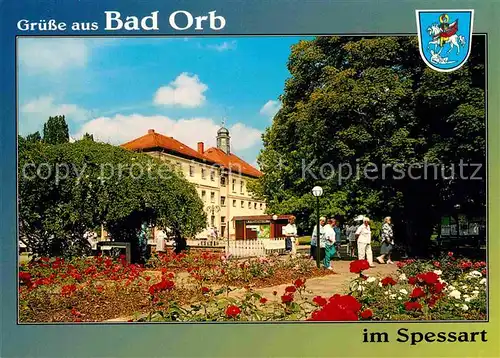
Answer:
[18, 36, 312, 166]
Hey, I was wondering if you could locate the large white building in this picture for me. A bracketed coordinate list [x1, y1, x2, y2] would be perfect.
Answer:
[121, 126, 266, 240]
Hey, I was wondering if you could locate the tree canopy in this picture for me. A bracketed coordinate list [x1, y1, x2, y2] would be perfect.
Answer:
[19, 136, 206, 260]
[43, 115, 70, 144]
[257, 36, 486, 254]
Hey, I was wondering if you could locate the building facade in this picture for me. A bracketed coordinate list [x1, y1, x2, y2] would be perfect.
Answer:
[121, 126, 266, 240]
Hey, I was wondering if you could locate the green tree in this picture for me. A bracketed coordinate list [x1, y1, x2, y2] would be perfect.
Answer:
[257, 36, 485, 256]
[43, 115, 69, 144]
[26, 131, 42, 143]
[19, 139, 206, 260]
[82, 132, 94, 141]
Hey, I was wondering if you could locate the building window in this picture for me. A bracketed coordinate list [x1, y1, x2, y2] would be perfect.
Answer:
[241, 200, 244, 208]
[177, 162, 182, 171]
[211, 215, 215, 227]
[210, 171, 215, 181]
[221, 216, 226, 223]
[260, 203, 263, 210]
[240, 180, 244, 193]
[210, 192, 215, 203]
[201, 168, 206, 179]
[248, 202, 251, 209]
[221, 196, 226, 207]
[254, 203, 257, 209]
[221, 177, 226, 186]
[233, 200, 236, 207]
[189, 165, 195, 177]
[201, 190, 206, 202]
[232, 179, 236, 192]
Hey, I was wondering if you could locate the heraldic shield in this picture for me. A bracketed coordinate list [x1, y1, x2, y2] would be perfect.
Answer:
[416, 10, 474, 72]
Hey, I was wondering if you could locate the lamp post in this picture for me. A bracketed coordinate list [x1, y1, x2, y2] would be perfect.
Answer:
[312, 186, 323, 268]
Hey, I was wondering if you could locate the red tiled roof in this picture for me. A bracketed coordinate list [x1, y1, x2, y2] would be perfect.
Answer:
[121, 129, 262, 178]
[232, 215, 291, 222]
[121, 129, 212, 163]
[203, 147, 262, 178]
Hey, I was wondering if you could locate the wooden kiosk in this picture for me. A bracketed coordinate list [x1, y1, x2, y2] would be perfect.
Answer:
[232, 215, 293, 240]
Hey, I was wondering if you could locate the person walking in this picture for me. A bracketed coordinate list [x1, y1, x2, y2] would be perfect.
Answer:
[283, 215, 298, 255]
[347, 222, 357, 257]
[323, 219, 336, 270]
[355, 217, 375, 268]
[376, 217, 394, 264]
[310, 216, 327, 261]
[333, 219, 342, 259]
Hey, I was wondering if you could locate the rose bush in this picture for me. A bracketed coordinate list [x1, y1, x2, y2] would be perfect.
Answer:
[18, 250, 333, 322]
[18, 251, 487, 322]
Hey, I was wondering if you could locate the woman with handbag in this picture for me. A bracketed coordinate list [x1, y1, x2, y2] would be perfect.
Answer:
[376, 216, 394, 264]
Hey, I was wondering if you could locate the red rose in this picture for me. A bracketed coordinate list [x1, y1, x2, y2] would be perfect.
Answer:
[19, 272, 31, 282]
[426, 295, 439, 308]
[433, 261, 441, 268]
[460, 261, 473, 269]
[404, 301, 422, 311]
[360, 309, 373, 319]
[422, 272, 439, 285]
[432, 282, 446, 294]
[71, 308, 82, 317]
[360, 274, 368, 280]
[349, 260, 370, 273]
[396, 262, 405, 269]
[381, 277, 397, 287]
[226, 305, 241, 318]
[285, 285, 297, 293]
[281, 294, 294, 303]
[308, 294, 362, 321]
[482, 269, 487, 276]
[144, 276, 151, 282]
[448, 251, 454, 257]
[201, 287, 210, 294]
[410, 287, 425, 298]
[61, 284, 77, 297]
[96, 285, 104, 293]
[294, 278, 305, 288]
[259, 297, 268, 304]
[313, 296, 327, 307]
[408, 277, 417, 285]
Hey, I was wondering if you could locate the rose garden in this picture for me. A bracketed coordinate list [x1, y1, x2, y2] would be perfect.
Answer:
[17, 36, 487, 323]
[19, 250, 487, 322]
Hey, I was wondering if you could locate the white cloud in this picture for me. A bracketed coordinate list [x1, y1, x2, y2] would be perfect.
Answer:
[20, 96, 90, 135]
[18, 38, 88, 74]
[259, 100, 281, 118]
[154, 73, 208, 108]
[75, 114, 262, 153]
[207, 41, 237, 52]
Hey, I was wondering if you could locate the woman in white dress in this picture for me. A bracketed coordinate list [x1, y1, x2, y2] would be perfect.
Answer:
[283, 215, 298, 254]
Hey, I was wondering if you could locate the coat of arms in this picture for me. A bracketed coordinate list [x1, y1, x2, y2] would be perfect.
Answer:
[416, 10, 474, 72]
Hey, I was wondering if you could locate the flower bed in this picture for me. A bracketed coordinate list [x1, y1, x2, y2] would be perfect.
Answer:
[18, 251, 487, 322]
[18, 251, 333, 322]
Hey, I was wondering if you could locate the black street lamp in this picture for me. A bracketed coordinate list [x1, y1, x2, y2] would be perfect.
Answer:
[312, 186, 323, 268]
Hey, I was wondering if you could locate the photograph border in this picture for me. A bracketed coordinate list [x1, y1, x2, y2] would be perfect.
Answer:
[15, 32, 490, 325]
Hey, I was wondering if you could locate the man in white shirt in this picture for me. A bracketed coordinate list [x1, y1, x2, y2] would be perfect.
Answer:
[283, 215, 298, 254]
[355, 217, 375, 267]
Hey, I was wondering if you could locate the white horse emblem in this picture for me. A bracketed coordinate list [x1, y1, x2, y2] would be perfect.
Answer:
[427, 22, 466, 56]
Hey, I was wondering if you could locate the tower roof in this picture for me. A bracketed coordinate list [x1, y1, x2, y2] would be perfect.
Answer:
[217, 127, 230, 135]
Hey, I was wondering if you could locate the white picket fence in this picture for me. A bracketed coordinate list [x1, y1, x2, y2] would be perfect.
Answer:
[153, 238, 287, 258]
[226, 238, 287, 258]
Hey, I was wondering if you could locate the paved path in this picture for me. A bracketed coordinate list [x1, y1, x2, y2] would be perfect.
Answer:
[231, 260, 398, 300]
[106, 261, 399, 322]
